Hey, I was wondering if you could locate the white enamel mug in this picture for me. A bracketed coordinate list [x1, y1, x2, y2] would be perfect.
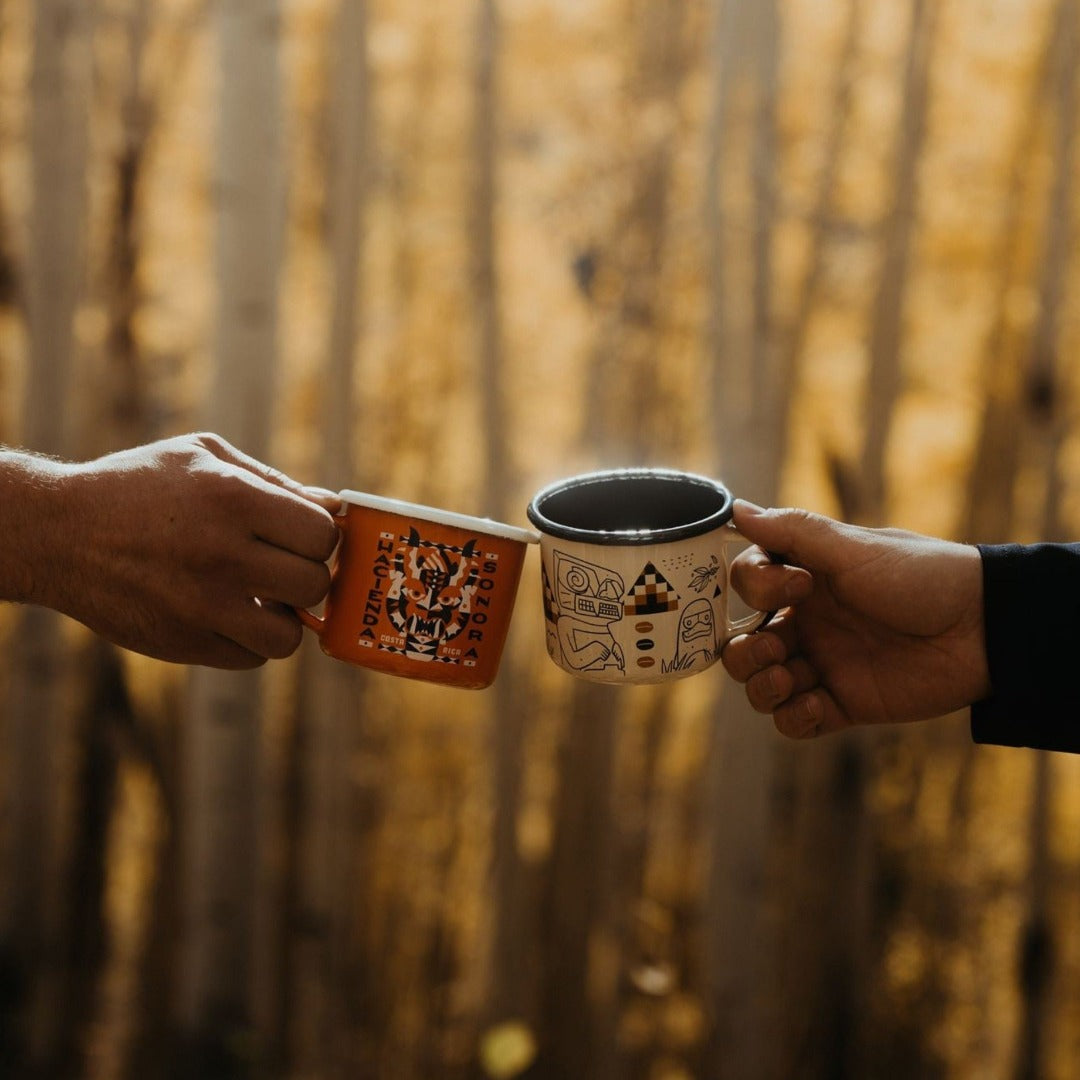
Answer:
[526, 469, 770, 685]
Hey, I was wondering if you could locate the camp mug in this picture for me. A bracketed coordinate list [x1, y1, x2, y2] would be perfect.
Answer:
[298, 491, 538, 689]
[526, 468, 769, 685]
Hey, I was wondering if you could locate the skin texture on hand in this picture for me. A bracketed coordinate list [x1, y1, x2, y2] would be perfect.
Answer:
[720, 501, 991, 739]
[3, 433, 340, 669]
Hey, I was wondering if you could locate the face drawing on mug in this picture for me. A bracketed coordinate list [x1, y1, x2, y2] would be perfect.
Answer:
[382, 529, 481, 663]
[551, 550, 626, 673]
[665, 597, 717, 673]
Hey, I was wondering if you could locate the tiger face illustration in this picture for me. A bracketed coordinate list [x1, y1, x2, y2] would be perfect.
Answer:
[384, 529, 480, 662]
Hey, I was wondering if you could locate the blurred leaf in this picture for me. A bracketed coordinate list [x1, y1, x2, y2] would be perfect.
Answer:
[479, 1020, 538, 1079]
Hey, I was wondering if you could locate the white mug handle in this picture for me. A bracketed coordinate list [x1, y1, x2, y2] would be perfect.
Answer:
[720, 522, 778, 644]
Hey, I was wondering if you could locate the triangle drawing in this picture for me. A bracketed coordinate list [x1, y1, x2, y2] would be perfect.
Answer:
[625, 562, 681, 615]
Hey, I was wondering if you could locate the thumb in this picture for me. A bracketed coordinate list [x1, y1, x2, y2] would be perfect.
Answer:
[733, 501, 854, 573]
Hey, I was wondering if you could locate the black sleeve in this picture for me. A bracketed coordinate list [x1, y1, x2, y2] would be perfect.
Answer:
[970, 542, 1080, 753]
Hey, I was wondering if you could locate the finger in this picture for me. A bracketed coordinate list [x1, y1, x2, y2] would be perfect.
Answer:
[201, 637, 270, 670]
[241, 486, 339, 562]
[198, 432, 343, 514]
[151, 631, 268, 670]
[772, 687, 853, 740]
[721, 614, 800, 683]
[744, 655, 819, 713]
[729, 554, 813, 613]
[247, 546, 332, 609]
[217, 597, 305, 661]
[733, 500, 858, 575]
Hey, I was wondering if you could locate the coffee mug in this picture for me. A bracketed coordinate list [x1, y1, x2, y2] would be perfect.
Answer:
[298, 491, 539, 689]
[526, 468, 769, 685]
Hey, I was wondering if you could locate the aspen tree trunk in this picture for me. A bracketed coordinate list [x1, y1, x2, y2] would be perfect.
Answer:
[541, 681, 619, 1079]
[475, 0, 534, 1037]
[177, 1, 284, 1068]
[541, 3, 687, 1075]
[782, 0, 863, 397]
[0, 0, 92, 1068]
[962, 8, 1060, 544]
[949, 8, 1063, 840]
[99, 0, 154, 453]
[775, 9, 939, 1078]
[786, 8, 938, 1078]
[858, 0, 937, 522]
[1013, 6, 1075, 1074]
[699, 1, 783, 1075]
[285, 2, 369, 1075]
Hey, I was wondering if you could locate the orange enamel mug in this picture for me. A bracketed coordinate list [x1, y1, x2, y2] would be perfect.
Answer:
[298, 491, 539, 689]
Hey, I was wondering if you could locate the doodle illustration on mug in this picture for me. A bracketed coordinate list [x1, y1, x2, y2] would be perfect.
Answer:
[551, 550, 626, 673]
[380, 529, 482, 664]
[664, 597, 717, 673]
[541, 562, 560, 662]
[625, 562, 684, 673]
[688, 555, 722, 594]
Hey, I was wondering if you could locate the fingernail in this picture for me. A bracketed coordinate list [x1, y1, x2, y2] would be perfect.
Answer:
[304, 486, 339, 499]
[797, 695, 822, 732]
[782, 572, 805, 605]
[751, 635, 776, 666]
[765, 668, 783, 701]
[737, 500, 765, 516]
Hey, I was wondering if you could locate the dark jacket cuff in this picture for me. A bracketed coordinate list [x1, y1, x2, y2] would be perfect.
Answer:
[971, 542, 1080, 752]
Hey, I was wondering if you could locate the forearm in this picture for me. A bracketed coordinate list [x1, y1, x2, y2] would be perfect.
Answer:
[0, 449, 76, 608]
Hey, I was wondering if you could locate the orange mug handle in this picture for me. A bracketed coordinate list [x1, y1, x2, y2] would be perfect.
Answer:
[296, 606, 326, 634]
[294, 508, 346, 635]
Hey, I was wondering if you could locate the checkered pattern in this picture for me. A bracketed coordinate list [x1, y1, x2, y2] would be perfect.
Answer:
[542, 563, 558, 622]
[625, 562, 680, 615]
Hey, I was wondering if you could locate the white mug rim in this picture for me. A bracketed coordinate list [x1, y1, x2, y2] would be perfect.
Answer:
[339, 490, 540, 545]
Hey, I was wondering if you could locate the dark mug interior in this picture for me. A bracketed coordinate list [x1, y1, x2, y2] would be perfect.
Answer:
[527, 469, 733, 546]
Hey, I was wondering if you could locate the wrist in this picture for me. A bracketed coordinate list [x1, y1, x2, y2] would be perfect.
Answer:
[960, 542, 991, 703]
[0, 450, 78, 609]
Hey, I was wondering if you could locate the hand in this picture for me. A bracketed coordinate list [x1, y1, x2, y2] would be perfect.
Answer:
[33, 433, 340, 668]
[720, 501, 991, 739]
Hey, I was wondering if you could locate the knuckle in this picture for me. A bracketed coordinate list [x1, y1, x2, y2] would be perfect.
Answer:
[746, 672, 776, 713]
[193, 431, 229, 456]
[219, 646, 267, 670]
[278, 619, 304, 658]
[720, 639, 752, 683]
[261, 623, 301, 661]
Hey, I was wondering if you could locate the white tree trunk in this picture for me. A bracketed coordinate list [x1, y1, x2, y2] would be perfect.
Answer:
[177, 0, 284, 1055]
[1, 0, 92, 1065]
[289, 0, 369, 1072]
[701, 0, 782, 1074]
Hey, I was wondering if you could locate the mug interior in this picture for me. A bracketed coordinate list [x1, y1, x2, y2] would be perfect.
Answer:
[528, 469, 732, 545]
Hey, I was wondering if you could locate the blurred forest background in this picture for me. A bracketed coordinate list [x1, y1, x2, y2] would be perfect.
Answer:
[2, 0, 1080, 1078]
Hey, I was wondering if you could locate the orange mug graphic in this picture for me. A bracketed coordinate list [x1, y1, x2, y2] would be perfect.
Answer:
[297, 492, 539, 689]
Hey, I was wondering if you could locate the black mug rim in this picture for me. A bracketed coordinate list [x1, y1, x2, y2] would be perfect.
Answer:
[527, 468, 734, 546]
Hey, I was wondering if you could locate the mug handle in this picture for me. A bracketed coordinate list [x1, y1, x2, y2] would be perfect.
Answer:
[296, 606, 326, 634]
[721, 523, 779, 642]
[294, 509, 346, 636]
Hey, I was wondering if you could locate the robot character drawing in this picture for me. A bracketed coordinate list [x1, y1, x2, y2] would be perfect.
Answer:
[550, 550, 626, 674]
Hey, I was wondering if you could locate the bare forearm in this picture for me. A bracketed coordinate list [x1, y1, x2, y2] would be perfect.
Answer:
[1, 434, 338, 668]
[0, 449, 75, 608]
